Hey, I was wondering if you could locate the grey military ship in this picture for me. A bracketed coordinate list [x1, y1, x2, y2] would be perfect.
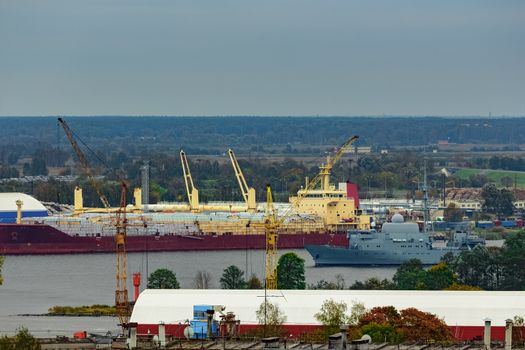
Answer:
[305, 213, 485, 266]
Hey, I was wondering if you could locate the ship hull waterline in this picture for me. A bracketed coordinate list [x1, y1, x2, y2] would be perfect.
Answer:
[305, 244, 460, 266]
[0, 224, 348, 255]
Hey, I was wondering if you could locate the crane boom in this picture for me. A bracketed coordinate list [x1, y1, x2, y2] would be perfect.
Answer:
[264, 135, 359, 289]
[228, 149, 257, 212]
[58, 118, 111, 209]
[317, 135, 359, 192]
[180, 150, 199, 212]
[291, 136, 358, 209]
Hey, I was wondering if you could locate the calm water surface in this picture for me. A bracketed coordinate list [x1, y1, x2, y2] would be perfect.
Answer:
[0, 250, 396, 336]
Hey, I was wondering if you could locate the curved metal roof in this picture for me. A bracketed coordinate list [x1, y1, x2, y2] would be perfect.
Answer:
[0, 192, 48, 212]
[130, 289, 525, 327]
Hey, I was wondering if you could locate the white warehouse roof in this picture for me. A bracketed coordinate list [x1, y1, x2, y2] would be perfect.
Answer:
[131, 289, 525, 327]
[0, 192, 48, 212]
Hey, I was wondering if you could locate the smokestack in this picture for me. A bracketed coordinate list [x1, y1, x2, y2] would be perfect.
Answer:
[128, 322, 138, 349]
[346, 181, 360, 208]
[133, 273, 141, 302]
[505, 319, 513, 350]
[206, 309, 215, 339]
[484, 318, 492, 350]
[340, 325, 348, 350]
[159, 322, 166, 348]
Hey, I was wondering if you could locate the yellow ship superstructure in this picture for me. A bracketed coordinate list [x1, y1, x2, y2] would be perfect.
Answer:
[291, 185, 370, 230]
[289, 135, 371, 230]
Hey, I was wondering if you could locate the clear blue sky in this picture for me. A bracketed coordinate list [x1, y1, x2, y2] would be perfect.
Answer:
[0, 0, 523, 116]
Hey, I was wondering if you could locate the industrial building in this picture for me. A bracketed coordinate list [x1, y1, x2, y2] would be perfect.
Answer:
[130, 289, 525, 341]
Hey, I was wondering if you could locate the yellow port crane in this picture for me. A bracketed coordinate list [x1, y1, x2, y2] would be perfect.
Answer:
[265, 135, 359, 289]
[58, 118, 130, 329]
[298, 135, 359, 201]
[180, 149, 200, 212]
[228, 149, 257, 212]
[114, 183, 129, 328]
[264, 184, 279, 289]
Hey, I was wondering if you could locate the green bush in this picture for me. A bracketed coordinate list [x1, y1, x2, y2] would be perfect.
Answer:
[0, 327, 41, 350]
[360, 322, 404, 343]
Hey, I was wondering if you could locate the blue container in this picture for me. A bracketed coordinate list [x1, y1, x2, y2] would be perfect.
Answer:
[475, 221, 494, 229]
[501, 220, 516, 228]
[190, 305, 219, 339]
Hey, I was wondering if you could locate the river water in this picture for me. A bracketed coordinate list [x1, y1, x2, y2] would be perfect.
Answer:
[0, 249, 396, 337]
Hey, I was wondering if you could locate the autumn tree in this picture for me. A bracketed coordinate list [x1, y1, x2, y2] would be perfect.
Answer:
[444, 283, 482, 291]
[397, 307, 452, 341]
[220, 265, 246, 289]
[359, 306, 401, 327]
[443, 203, 464, 222]
[277, 252, 305, 289]
[246, 274, 263, 289]
[314, 299, 350, 335]
[358, 306, 403, 342]
[422, 262, 456, 290]
[255, 299, 287, 336]
[147, 268, 180, 289]
[358, 306, 451, 342]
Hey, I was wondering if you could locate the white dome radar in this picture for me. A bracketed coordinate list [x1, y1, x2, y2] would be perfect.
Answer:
[391, 213, 404, 223]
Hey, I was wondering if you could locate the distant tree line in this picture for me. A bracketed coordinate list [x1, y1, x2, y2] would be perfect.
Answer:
[2, 117, 525, 176]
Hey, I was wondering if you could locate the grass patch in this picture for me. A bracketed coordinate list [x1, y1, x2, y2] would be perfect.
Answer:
[455, 168, 525, 188]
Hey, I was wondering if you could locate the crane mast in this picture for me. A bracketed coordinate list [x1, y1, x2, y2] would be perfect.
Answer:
[264, 185, 279, 289]
[265, 136, 359, 289]
[115, 183, 129, 327]
[228, 149, 257, 212]
[58, 117, 129, 331]
[180, 150, 199, 212]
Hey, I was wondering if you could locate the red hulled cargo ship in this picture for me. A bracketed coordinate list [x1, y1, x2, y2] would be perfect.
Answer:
[0, 222, 348, 255]
[0, 178, 366, 255]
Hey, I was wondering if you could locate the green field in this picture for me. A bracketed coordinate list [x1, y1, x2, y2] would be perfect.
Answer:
[455, 168, 525, 188]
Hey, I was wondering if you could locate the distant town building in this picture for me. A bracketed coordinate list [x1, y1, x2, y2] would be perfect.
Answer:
[445, 187, 525, 211]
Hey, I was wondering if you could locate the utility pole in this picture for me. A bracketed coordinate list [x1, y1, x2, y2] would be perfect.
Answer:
[141, 161, 149, 212]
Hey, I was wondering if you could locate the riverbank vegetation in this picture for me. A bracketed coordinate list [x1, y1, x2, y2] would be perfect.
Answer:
[47, 304, 116, 316]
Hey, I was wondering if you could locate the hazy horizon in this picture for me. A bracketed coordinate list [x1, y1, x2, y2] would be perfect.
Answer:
[1, 1, 524, 116]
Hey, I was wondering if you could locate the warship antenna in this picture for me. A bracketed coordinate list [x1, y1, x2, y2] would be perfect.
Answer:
[423, 158, 429, 234]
